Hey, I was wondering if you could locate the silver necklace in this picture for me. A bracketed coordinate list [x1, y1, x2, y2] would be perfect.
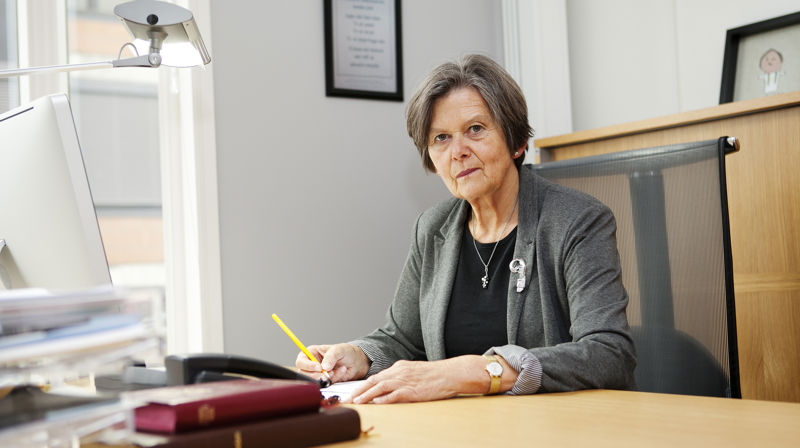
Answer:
[471, 195, 519, 289]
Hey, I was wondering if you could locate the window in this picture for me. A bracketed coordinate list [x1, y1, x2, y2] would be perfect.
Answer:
[67, 0, 165, 293]
[0, 0, 18, 111]
[5, 0, 222, 354]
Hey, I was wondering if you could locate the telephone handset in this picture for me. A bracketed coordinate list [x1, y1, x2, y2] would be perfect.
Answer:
[164, 353, 331, 388]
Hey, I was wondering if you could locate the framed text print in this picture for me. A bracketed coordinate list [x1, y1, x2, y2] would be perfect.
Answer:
[324, 0, 403, 101]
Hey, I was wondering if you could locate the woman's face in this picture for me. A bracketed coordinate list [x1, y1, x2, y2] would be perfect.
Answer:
[760, 50, 782, 73]
[427, 87, 519, 204]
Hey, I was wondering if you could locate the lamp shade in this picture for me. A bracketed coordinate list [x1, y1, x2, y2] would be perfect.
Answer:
[114, 0, 211, 68]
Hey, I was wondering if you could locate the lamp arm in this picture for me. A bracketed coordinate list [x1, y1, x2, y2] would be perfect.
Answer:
[0, 61, 113, 78]
[112, 53, 162, 68]
[0, 53, 162, 78]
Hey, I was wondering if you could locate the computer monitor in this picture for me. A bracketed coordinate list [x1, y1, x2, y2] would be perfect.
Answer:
[0, 93, 111, 290]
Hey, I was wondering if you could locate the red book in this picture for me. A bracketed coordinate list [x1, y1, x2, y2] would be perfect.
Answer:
[116, 406, 361, 448]
[124, 379, 321, 433]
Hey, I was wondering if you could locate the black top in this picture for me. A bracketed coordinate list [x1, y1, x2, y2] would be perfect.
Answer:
[444, 224, 516, 358]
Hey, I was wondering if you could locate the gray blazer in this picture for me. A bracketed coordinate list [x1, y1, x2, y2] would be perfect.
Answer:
[352, 165, 636, 392]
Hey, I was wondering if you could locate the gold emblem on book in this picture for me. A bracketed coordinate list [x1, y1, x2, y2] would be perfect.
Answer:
[198, 403, 216, 424]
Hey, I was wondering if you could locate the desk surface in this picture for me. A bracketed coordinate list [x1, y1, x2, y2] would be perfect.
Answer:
[333, 390, 800, 447]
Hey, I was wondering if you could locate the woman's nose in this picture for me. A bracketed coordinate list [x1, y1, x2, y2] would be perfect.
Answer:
[450, 133, 470, 159]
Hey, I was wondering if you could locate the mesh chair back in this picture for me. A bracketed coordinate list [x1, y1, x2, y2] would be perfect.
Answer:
[532, 138, 740, 398]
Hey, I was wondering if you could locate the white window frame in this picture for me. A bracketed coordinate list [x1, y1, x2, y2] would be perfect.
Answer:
[17, 0, 68, 103]
[159, 0, 223, 355]
[501, 0, 573, 157]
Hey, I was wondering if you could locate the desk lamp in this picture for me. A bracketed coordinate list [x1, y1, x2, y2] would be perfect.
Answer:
[0, 0, 210, 78]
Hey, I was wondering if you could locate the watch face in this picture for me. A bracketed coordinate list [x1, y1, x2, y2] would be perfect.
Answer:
[487, 361, 502, 376]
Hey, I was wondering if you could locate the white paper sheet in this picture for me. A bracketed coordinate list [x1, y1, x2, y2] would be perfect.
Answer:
[321, 380, 366, 401]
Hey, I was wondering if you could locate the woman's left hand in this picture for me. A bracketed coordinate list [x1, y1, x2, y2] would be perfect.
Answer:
[349, 355, 490, 404]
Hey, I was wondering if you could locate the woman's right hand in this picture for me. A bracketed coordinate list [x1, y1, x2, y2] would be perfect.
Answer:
[295, 343, 370, 383]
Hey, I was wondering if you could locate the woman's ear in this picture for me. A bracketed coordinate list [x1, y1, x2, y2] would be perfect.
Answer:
[513, 145, 526, 159]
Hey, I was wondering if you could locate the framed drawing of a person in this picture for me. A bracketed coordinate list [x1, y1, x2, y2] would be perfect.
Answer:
[720, 11, 800, 103]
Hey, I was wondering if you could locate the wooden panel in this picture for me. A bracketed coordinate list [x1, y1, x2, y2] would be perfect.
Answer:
[534, 95, 800, 402]
[535, 90, 800, 149]
[735, 272, 800, 294]
[735, 291, 800, 402]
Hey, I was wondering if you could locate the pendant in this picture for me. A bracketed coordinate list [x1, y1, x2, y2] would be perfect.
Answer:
[481, 274, 489, 288]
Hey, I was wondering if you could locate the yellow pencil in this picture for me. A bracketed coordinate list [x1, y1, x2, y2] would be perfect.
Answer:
[271, 313, 331, 382]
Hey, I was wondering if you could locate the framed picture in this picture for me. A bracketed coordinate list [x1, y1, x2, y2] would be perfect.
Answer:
[323, 0, 403, 101]
[720, 11, 800, 103]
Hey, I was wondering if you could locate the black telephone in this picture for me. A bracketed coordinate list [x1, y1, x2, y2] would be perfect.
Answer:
[164, 353, 330, 388]
[100, 353, 330, 392]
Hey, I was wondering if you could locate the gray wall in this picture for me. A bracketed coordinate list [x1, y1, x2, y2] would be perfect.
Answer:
[210, 1, 503, 365]
[566, 0, 800, 131]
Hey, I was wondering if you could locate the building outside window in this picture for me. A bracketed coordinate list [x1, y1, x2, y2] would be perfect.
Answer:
[66, 0, 166, 294]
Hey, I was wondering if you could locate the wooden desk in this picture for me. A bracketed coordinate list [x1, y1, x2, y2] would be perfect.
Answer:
[335, 390, 800, 447]
[534, 92, 800, 402]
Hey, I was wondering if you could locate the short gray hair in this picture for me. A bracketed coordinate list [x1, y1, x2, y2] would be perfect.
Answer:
[406, 54, 534, 173]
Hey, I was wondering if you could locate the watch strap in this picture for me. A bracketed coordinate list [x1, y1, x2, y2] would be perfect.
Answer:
[484, 355, 502, 394]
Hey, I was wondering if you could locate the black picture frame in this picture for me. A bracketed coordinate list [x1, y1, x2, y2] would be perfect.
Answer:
[324, 0, 403, 101]
[720, 11, 800, 104]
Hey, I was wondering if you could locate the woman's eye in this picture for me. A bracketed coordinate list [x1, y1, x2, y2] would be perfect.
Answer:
[468, 124, 483, 134]
[433, 134, 448, 143]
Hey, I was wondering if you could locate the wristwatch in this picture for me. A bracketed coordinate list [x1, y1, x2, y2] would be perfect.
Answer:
[484, 355, 503, 394]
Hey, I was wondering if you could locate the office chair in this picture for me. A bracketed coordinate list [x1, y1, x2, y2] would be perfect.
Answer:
[532, 137, 741, 398]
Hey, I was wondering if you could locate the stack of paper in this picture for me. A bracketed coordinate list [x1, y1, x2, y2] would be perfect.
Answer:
[0, 285, 162, 383]
[0, 286, 163, 447]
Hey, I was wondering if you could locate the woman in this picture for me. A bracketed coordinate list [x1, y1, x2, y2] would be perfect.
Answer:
[297, 54, 636, 403]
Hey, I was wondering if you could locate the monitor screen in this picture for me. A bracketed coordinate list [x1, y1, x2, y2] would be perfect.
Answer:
[0, 93, 111, 290]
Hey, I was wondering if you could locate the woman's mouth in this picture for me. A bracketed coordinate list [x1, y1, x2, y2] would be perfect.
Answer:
[457, 168, 478, 178]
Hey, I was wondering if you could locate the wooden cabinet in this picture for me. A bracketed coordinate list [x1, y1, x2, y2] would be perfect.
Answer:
[535, 91, 800, 402]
